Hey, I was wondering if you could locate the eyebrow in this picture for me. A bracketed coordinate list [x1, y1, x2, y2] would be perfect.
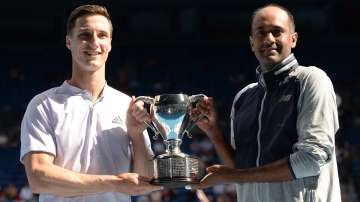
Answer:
[78, 27, 110, 34]
[255, 25, 284, 31]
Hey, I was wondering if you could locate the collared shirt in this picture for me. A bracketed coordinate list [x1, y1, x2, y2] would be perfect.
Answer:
[20, 81, 153, 202]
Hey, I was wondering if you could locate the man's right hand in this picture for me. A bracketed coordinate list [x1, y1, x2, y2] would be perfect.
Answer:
[114, 173, 162, 196]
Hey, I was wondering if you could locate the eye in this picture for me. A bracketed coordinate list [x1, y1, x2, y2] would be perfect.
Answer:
[78, 32, 91, 40]
[271, 29, 282, 37]
[98, 31, 109, 39]
[256, 30, 266, 37]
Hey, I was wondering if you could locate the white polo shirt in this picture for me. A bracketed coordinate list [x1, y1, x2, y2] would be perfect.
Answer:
[20, 81, 153, 202]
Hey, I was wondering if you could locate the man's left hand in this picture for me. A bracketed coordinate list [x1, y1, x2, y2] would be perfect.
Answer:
[126, 96, 150, 139]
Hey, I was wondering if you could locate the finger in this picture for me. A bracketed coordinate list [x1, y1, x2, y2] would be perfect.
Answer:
[196, 189, 209, 202]
[134, 112, 151, 123]
[190, 110, 201, 121]
[137, 182, 163, 194]
[142, 185, 163, 194]
[134, 99, 145, 108]
[200, 97, 214, 109]
[127, 96, 136, 113]
[138, 175, 153, 182]
[206, 165, 220, 173]
[197, 178, 211, 189]
[197, 118, 209, 125]
[185, 182, 203, 190]
[132, 101, 145, 112]
[206, 97, 214, 104]
[132, 104, 149, 118]
[197, 104, 208, 112]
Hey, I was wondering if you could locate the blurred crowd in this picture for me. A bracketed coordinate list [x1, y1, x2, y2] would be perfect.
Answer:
[0, 47, 359, 201]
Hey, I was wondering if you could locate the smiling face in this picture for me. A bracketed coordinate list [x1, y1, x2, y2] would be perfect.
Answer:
[250, 6, 298, 71]
[66, 14, 112, 73]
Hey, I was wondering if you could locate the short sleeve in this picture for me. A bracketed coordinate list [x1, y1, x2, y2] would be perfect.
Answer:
[20, 95, 56, 163]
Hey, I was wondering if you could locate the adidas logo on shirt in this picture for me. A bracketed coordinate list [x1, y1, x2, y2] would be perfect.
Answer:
[112, 116, 123, 124]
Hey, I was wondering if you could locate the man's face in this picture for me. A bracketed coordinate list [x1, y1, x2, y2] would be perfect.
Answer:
[250, 6, 297, 70]
[66, 15, 112, 72]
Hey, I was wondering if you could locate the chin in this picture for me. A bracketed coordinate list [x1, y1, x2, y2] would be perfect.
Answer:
[261, 59, 276, 66]
[80, 63, 103, 72]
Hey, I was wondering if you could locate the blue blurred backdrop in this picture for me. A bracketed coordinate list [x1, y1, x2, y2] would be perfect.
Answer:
[0, 0, 359, 201]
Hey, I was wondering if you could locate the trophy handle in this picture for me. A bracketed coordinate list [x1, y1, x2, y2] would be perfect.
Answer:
[183, 94, 206, 138]
[135, 96, 161, 140]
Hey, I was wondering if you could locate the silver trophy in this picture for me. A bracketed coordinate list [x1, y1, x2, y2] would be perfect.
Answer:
[136, 94, 205, 188]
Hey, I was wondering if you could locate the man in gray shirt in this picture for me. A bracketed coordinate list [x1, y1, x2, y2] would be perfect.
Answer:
[193, 3, 341, 202]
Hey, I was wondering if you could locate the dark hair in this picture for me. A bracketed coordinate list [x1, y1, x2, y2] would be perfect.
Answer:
[66, 5, 113, 36]
[251, 3, 296, 33]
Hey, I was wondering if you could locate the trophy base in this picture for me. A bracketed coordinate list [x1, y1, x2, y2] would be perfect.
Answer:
[149, 154, 200, 188]
[151, 177, 199, 189]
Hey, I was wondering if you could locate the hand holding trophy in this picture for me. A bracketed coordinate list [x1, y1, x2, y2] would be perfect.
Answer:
[135, 94, 206, 188]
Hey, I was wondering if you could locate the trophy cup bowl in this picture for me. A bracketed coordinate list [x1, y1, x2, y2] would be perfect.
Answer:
[136, 94, 205, 188]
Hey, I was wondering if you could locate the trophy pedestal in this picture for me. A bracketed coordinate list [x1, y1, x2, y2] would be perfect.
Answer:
[149, 154, 199, 188]
[136, 94, 207, 189]
[151, 177, 198, 189]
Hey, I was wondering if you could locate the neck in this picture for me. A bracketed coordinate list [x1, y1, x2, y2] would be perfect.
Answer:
[260, 54, 294, 73]
[260, 64, 276, 73]
[69, 65, 106, 102]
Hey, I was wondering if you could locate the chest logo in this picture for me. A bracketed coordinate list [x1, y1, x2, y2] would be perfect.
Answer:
[279, 94, 292, 102]
[112, 116, 123, 124]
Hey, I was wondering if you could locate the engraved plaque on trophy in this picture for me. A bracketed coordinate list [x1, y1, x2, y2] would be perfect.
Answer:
[136, 94, 205, 188]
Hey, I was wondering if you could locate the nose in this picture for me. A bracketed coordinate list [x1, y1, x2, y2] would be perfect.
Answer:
[264, 32, 276, 45]
[88, 33, 100, 49]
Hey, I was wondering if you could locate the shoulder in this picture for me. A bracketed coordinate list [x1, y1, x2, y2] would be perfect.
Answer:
[27, 87, 59, 110]
[294, 65, 337, 108]
[293, 66, 332, 85]
[106, 86, 131, 101]
[232, 82, 258, 106]
[23, 86, 62, 122]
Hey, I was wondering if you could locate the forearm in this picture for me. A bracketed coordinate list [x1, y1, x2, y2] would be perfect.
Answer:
[224, 157, 294, 183]
[208, 127, 235, 168]
[26, 159, 116, 197]
[129, 133, 152, 176]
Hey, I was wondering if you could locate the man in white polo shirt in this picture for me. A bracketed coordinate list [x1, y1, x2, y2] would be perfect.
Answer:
[20, 5, 161, 202]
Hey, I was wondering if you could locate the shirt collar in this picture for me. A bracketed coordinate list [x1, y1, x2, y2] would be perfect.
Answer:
[256, 54, 299, 88]
[56, 80, 108, 101]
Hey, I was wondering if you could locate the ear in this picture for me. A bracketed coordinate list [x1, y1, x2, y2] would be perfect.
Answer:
[249, 36, 255, 52]
[291, 32, 298, 48]
[65, 35, 71, 50]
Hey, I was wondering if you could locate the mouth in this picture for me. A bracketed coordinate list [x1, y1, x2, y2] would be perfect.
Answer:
[83, 51, 102, 56]
[262, 47, 279, 55]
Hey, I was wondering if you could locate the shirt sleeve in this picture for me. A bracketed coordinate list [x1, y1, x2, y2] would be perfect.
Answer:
[289, 67, 339, 178]
[20, 95, 56, 163]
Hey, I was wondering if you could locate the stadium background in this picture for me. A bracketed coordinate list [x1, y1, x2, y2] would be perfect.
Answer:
[0, 0, 359, 201]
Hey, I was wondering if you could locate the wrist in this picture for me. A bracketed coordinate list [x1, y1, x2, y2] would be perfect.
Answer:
[127, 130, 145, 142]
[207, 126, 223, 141]
[102, 175, 120, 192]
